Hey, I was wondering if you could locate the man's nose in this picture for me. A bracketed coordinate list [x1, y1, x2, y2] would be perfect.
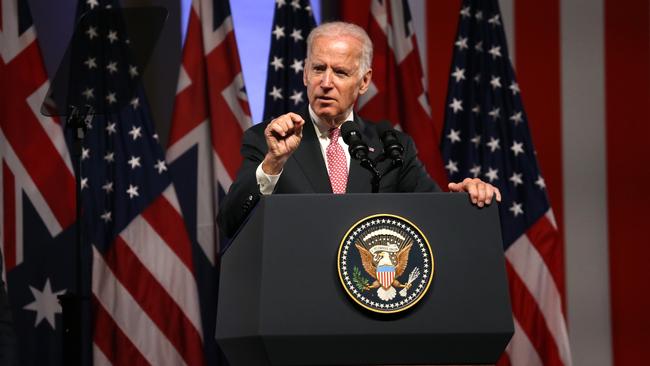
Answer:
[320, 69, 333, 88]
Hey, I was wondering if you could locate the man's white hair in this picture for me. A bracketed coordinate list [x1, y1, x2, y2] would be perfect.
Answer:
[306, 21, 373, 77]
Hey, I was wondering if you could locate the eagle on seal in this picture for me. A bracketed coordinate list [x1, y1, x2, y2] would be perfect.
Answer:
[355, 242, 413, 301]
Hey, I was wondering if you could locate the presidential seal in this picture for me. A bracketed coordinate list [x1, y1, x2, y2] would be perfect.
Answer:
[337, 214, 434, 314]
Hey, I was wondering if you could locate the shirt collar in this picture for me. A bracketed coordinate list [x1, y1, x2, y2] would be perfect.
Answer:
[308, 105, 355, 138]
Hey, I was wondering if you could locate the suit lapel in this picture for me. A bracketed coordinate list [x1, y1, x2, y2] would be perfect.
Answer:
[291, 109, 332, 193]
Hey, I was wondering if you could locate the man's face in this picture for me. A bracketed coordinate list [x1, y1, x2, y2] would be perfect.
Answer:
[303, 35, 372, 126]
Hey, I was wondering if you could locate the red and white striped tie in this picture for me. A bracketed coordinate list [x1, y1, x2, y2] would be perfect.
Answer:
[326, 127, 348, 194]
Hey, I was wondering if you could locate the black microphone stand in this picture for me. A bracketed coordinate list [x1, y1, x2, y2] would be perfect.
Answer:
[359, 157, 381, 193]
[375, 122, 404, 181]
[342, 121, 407, 193]
[58, 105, 92, 366]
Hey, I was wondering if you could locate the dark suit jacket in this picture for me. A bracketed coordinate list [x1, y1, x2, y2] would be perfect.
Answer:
[217, 109, 441, 238]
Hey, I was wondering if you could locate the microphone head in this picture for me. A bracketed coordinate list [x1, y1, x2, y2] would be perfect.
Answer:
[376, 120, 404, 161]
[340, 120, 369, 161]
[340, 120, 361, 145]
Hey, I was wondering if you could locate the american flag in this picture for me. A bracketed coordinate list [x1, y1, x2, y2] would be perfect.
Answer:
[70, 1, 205, 364]
[440, 1, 571, 365]
[1, 0, 76, 364]
[263, 0, 316, 121]
[340, 0, 447, 186]
[166, 0, 251, 363]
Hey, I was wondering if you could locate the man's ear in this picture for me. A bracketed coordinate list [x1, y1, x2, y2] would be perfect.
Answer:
[303, 59, 309, 86]
[358, 69, 373, 95]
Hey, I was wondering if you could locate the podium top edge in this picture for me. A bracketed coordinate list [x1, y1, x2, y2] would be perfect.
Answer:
[262, 192, 467, 199]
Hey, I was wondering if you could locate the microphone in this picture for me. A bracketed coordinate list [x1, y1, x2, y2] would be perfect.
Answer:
[341, 121, 381, 193]
[376, 121, 404, 162]
[341, 121, 369, 161]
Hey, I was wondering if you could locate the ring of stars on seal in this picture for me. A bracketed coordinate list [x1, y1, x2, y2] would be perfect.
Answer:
[337, 214, 434, 314]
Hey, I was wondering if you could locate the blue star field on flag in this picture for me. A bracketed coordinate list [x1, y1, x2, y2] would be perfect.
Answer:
[69, 4, 169, 253]
[441, 0, 551, 247]
[263, 0, 316, 121]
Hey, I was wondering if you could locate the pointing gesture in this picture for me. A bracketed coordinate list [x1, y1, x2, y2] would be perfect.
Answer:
[262, 112, 305, 175]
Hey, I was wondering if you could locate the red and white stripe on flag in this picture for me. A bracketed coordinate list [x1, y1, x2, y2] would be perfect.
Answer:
[0, 0, 76, 273]
[427, 0, 650, 365]
[433, 0, 572, 365]
[340, 0, 447, 187]
[92, 188, 205, 365]
[166, 0, 252, 262]
[502, 211, 571, 366]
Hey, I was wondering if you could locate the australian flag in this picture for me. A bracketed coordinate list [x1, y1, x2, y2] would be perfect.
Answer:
[263, 0, 316, 120]
[2, 0, 77, 364]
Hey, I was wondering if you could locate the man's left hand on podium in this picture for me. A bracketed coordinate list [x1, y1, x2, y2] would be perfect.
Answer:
[448, 177, 502, 208]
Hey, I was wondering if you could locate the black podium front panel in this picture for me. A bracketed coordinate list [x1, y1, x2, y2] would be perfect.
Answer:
[217, 193, 513, 365]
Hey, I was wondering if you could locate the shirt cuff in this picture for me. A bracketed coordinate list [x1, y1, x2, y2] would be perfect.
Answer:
[256, 163, 281, 195]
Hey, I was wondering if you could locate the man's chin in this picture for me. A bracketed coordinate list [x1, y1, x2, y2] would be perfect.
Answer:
[313, 108, 341, 120]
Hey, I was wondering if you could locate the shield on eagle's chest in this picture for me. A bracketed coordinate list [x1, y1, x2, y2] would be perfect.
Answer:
[376, 265, 395, 289]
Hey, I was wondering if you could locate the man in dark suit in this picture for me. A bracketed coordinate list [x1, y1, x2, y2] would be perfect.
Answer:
[218, 22, 500, 238]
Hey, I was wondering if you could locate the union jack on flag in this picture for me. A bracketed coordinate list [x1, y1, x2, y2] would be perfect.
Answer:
[441, 1, 572, 365]
[0, 0, 76, 281]
[1, 0, 76, 364]
[167, 0, 251, 261]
